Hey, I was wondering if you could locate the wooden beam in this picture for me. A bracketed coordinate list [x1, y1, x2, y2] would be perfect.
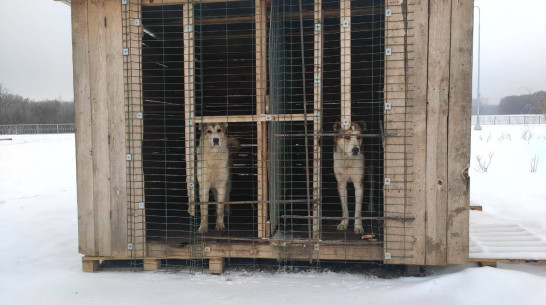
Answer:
[446, 0, 473, 265]
[312, 0, 323, 240]
[183, 3, 196, 217]
[88, 0, 112, 257]
[256, 0, 268, 238]
[143, 259, 161, 271]
[82, 259, 99, 273]
[406, 0, 429, 265]
[141, 0, 244, 6]
[340, 0, 351, 125]
[194, 113, 314, 123]
[425, 0, 452, 265]
[208, 257, 225, 274]
[72, 0, 95, 256]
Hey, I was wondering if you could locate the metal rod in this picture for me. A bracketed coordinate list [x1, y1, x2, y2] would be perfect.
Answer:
[186, 199, 319, 206]
[281, 215, 415, 221]
[273, 133, 385, 138]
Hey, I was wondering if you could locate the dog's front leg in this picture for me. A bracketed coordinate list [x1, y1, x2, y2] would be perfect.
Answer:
[354, 181, 364, 234]
[198, 183, 210, 233]
[337, 181, 349, 231]
[215, 186, 226, 230]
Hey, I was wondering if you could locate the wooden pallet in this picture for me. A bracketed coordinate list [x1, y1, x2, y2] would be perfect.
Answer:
[81, 256, 226, 274]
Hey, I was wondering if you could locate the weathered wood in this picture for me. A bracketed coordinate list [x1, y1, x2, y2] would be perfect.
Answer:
[383, 0, 411, 264]
[72, 0, 95, 256]
[447, 0, 473, 265]
[256, 0, 268, 238]
[195, 113, 313, 123]
[425, 0, 452, 266]
[340, 0, 351, 125]
[470, 205, 482, 211]
[124, 1, 146, 256]
[105, 0, 128, 258]
[208, 257, 224, 274]
[143, 259, 161, 271]
[88, 0, 112, 257]
[82, 259, 99, 273]
[312, 0, 323, 239]
[406, 0, 429, 265]
[142, 0, 243, 6]
[183, 3, 196, 218]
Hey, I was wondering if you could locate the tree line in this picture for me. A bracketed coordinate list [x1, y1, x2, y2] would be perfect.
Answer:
[0, 84, 74, 125]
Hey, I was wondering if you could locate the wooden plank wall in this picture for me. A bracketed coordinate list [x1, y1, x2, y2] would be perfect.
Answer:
[385, 0, 472, 265]
[73, 0, 127, 257]
[312, 0, 323, 239]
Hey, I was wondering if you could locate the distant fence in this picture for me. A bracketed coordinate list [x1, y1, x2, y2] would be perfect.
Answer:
[0, 124, 75, 135]
[472, 115, 545, 125]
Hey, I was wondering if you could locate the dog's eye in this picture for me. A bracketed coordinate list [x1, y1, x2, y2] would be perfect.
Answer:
[344, 136, 350, 140]
[217, 129, 222, 133]
[207, 130, 212, 134]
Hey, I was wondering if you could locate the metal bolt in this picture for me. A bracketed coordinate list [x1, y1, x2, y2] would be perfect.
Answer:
[138, 202, 145, 209]
[265, 115, 273, 121]
[342, 119, 350, 127]
[385, 9, 392, 17]
[136, 112, 143, 119]
[314, 24, 321, 31]
[128, 243, 134, 250]
[385, 102, 392, 110]
[385, 48, 392, 56]
[314, 76, 321, 83]
[126, 154, 132, 161]
[185, 24, 192, 33]
[134, 19, 140, 27]
[122, 48, 129, 56]
[384, 178, 391, 185]
[343, 19, 350, 28]
[385, 252, 391, 260]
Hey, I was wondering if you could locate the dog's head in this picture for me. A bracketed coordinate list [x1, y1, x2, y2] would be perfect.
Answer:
[199, 123, 228, 149]
[333, 121, 365, 157]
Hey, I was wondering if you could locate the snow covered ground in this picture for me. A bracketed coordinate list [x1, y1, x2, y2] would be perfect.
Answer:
[1, 126, 546, 305]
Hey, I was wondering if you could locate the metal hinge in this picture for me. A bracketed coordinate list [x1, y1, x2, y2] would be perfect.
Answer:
[185, 24, 192, 33]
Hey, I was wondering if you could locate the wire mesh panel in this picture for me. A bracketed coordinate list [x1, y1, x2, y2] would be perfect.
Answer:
[123, 0, 413, 271]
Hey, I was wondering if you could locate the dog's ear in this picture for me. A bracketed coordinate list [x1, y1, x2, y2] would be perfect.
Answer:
[351, 122, 366, 132]
[219, 122, 228, 131]
[197, 123, 204, 131]
[333, 121, 341, 133]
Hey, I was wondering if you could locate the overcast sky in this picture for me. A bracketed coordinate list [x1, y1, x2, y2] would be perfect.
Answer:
[0, 0, 545, 104]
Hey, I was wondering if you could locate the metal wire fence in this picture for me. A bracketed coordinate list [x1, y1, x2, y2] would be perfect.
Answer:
[0, 124, 75, 135]
[472, 115, 546, 125]
[123, 0, 410, 272]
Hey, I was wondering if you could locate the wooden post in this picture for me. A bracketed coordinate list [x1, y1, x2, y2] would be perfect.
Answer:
[72, 0, 95, 256]
[183, 2, 197, 218]
[340, 0, 351, 126]
[82, 258, 99, 273]
[208, 257, 225, 274]
[312, 0, 323, 240]
[446, 0, 473, 264]
[425, 0, 452, 266]
[123, 1, 146, 256]
[143, 259, 161, 271]
[256, 0, 269, 238]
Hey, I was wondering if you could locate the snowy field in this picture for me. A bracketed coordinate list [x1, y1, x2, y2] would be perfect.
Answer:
[1, 125, 546, 305]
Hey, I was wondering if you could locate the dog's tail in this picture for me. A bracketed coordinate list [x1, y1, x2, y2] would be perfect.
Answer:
[228, 137, 240, 155]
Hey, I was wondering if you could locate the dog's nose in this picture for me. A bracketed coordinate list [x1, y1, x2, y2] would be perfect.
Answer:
[213, 138, 219, 145]
[352, 147, 360, 156]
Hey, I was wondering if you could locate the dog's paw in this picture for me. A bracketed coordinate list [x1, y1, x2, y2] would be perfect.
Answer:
[215, 222, 225, 230]
[337, 222, 348, 231]
[197, 224, 208, 233]
[354, 225, 364, 234]
[188, 205, 195, 216]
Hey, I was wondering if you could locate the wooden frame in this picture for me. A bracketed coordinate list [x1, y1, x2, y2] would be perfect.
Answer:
[72, 0, 474, 271]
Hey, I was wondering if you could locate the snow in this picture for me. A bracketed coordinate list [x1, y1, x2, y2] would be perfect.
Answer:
[1, 129, 546, 305]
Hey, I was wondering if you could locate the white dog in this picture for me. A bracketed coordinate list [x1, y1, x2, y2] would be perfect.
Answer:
[193, 123, 239, 233]
[333, 121, 366, 234]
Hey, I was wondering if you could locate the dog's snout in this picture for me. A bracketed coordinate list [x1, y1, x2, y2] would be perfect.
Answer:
[351, 147, 360, 156]
[213, 138, 220, 145]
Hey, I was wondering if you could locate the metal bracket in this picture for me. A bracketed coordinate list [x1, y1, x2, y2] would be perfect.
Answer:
[385, 9, 392, 17]
[136, 112, 143, 119]
[385, 102, 392, 110]
[185, 24, 192, 33]
[385, 252, 391, 260]
[384, 178, 391, 185]
[122, 48, 129, 56]
[314, 23, 321, 31]
[134, 19, 140, 27]
[385, 48, 392, 56]
[126, 153, 132, 161]
[342, 19, 350, 28]
[128, 243, 134, 250]
[314, 76, 321, 83]
[342, 119, 350, 127]
[138, 202, 145, 209]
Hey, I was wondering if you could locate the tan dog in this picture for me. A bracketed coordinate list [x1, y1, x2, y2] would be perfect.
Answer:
[333, 121, 366, 234]
[194, 123, 239, 233]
